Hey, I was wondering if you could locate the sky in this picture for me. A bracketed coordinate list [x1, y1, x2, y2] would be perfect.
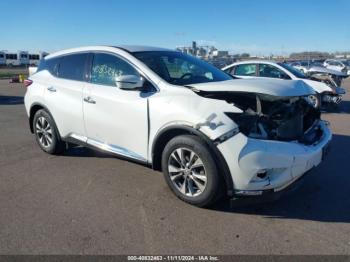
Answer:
[1, 0, 349, 55]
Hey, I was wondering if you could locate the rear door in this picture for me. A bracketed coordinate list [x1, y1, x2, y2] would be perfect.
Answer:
[44, 53, 88, 139]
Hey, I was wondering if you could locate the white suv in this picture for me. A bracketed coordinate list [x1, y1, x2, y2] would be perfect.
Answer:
[24, 46, 332, 207]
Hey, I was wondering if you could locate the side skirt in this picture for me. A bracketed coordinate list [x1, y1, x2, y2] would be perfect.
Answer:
[63, 134, 150, 166]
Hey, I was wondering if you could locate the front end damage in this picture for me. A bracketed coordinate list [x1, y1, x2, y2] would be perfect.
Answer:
[193, 88, 332, 199]
[307, 71, 346, 106]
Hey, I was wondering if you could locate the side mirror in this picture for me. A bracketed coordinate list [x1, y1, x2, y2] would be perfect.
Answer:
[115, 74, 145, 90]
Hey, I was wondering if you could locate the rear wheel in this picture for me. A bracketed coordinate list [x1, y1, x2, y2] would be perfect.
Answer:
[33, 109, 65, 154]
[161, 135, 221, 207]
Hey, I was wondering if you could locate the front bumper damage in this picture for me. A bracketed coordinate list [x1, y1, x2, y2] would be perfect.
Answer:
[321, 87, 346, 105]
[217, 121, 332, 202]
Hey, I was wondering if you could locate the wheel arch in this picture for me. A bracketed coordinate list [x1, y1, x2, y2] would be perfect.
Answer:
[29, 103, 60, 137]
[151, 125, 234, 196]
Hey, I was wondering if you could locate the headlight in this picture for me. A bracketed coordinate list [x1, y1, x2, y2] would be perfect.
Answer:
[305, 94, 320, 108]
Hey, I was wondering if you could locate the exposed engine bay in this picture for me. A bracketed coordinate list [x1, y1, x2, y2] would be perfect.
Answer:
[308, 72, 340, 89]
[196, 91, 322, 145]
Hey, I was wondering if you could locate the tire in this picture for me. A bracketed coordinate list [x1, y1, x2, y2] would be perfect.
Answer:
[161, 135, 221, 207]
[33, 109, 65, 154]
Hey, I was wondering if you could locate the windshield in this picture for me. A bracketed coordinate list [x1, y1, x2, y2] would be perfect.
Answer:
[132, 51, 232, 85]
[278, 63, 307, 79]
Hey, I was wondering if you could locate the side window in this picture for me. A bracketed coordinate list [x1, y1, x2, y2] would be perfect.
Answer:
[234, 64, 257, 76]
[91, 53, 139, 87]
[224, 66, 235, 74]
[37, 57, 60, 76]
[6, 54, 18, 60]
[259, 64, 290, 79]
[58, 53, 88, 81]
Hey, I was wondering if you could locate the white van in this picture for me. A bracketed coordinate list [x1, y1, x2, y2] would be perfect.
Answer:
[29, 52, 49, 66]
[29, 54, 40, 66]
[5, 51, 29, 66]
[0, 51, 6, 65]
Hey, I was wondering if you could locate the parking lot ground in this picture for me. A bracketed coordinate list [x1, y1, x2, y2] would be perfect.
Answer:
[0, 78, 350, 255]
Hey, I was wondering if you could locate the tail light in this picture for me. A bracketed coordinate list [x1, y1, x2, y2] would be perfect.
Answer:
[24, 79, 33, 87]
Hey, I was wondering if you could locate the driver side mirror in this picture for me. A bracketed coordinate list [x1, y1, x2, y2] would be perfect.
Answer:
[115, 74, 145, 90]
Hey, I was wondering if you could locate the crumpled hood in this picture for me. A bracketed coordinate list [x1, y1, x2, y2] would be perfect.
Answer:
[189, 79, 315, 97]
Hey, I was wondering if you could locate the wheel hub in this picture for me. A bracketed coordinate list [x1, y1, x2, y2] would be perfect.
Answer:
[168, 147, 207, 197]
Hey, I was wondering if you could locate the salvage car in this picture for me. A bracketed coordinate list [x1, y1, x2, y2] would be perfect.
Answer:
[290, 61, 348, 86]
[223, 60, 345, 108]
[324, 59, 350, 75]
[24, 46, 332, 207]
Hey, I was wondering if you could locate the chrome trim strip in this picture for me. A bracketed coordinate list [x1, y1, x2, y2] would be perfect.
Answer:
[69, 133, 88, 143]
[87, 138, 147, 162]
[65, 133, 147, 163]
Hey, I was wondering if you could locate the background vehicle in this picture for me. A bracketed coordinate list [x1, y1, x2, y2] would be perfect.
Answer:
[290, 61, 348, 87]
[0, 51, 5, 66]
[29, 54, 40, 66]
[28, 66, 38, 76]
[290, 61, 310, 74]
[5, 51, 29, 66]
[25, 46, 331, 207]
[223, 60, 345, 108]
[324, 59, 350, 75]
[29, 51, 49, 66]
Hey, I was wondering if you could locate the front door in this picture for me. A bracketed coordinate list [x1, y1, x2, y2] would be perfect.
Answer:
[83, 53, 149, 161]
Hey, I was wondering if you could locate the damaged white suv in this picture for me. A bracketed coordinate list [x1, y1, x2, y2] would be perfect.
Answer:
[24, 46, 332, 207]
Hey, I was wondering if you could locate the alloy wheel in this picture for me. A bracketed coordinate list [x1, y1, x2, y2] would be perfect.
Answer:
[35, 116, 53, 148]
[168, 147, 207, 197]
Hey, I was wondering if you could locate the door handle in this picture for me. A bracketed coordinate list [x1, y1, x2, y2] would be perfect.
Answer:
[47, 86, 56, 92]
[83, 96, 96, 104]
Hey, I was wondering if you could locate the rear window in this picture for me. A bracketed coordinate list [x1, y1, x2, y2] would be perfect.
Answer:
[37, 57, 60, 76]
[58, 53, 88, 81]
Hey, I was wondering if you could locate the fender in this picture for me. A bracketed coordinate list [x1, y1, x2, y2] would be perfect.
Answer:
[28, 102, 61, 137]
[151, 124, 234, 196]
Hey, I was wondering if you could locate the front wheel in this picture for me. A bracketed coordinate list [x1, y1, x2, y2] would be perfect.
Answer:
[161, 135, 221, 207]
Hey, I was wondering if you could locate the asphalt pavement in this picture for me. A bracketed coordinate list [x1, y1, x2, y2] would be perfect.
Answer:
[0, 78, 350, 255]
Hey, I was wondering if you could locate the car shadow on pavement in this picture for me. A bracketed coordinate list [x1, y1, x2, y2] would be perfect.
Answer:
[212, 134, 350, 223]
[0, 95, 24, 105]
